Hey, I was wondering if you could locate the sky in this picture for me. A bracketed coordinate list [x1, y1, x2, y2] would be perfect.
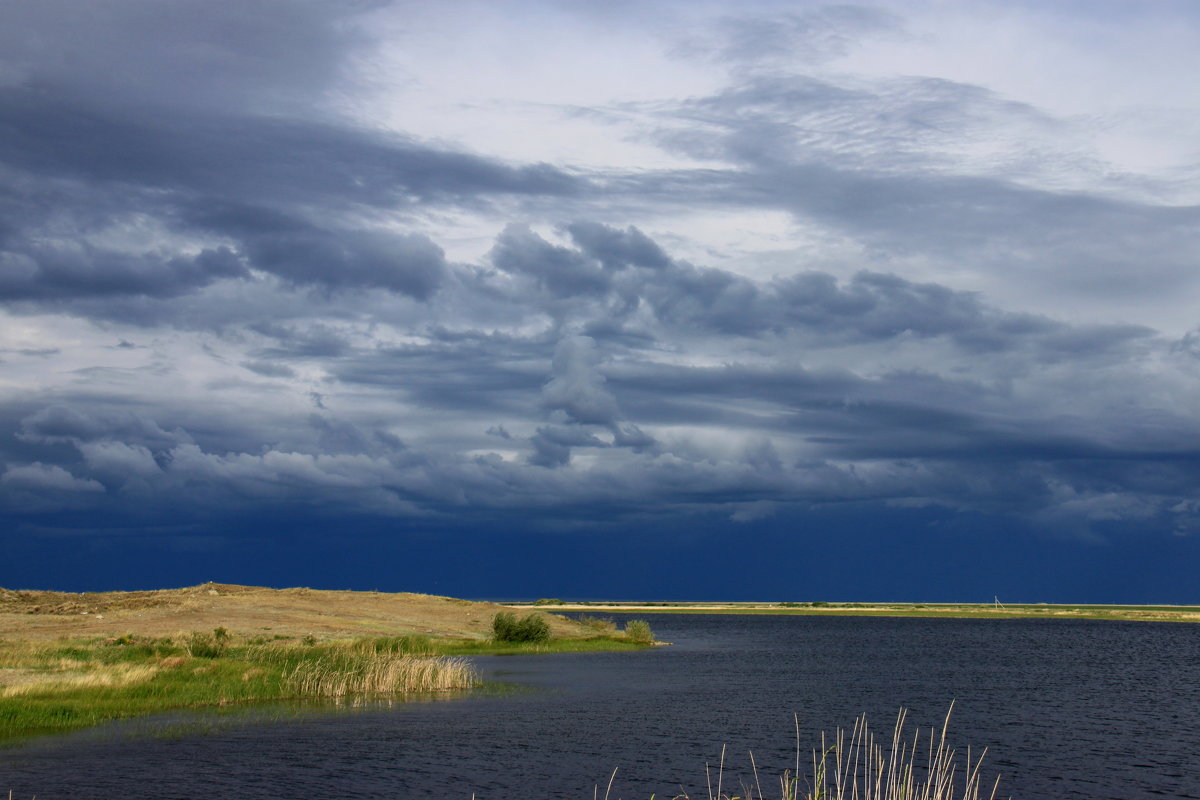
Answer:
[2, 0, 1200, 602]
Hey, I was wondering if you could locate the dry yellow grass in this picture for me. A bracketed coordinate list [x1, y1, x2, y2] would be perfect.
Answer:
[0, 582, 589, 642]
[1, 662, 159, 697]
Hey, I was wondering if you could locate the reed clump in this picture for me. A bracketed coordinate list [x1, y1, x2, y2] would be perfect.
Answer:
[786, 705, 1001, 800]
[286, 653, 476, 697]
[622, 619, 654, 644]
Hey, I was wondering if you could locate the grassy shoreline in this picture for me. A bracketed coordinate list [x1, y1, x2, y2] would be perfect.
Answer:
[0, 629, 652, 742]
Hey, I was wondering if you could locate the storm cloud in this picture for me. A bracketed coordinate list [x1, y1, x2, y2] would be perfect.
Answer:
[2, 0, 1199, 598]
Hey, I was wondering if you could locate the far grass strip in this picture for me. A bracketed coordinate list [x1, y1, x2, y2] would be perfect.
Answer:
[550, 604, 1200, 623]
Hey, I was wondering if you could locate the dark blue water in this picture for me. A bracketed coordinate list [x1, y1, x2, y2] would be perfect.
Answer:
[3, 614, 1199, 799]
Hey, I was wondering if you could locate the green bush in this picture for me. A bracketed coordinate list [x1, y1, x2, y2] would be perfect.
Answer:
[533, 598, 564, 606]
[623, 619, 654, 643]
[492, 612, 551, 643]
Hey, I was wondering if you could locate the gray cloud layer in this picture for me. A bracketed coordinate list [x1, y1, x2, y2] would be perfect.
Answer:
[2, 0, 1199, 544]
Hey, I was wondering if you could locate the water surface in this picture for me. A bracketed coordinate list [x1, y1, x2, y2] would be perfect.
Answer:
[3, 614, 1197, 799]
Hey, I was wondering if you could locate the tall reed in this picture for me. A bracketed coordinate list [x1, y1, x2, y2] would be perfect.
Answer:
[788, 705, 1001, 800]
[603, 705, 1003, 800]
[284, 653, 478, 698]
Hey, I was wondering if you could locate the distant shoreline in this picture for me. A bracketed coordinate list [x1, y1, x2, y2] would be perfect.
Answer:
[508, 600, 1200, 623]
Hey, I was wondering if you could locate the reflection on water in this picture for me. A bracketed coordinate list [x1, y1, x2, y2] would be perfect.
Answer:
[0, 687, 488, 749]
[3, 614, 1199, 799]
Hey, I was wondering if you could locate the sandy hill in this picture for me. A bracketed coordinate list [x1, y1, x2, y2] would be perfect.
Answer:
[0, 583, 582, 642]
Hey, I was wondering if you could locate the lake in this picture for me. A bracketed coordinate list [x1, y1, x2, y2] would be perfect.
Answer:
[3, 613, 1198, 799]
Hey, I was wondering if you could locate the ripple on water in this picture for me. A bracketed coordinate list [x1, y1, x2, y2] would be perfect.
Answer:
[3, 614, 1199, 799]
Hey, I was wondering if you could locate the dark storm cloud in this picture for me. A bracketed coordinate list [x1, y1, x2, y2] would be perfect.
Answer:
[17, 405, 191, 450]
[0, 0, 376, 115]
[240, 226, 447, 298]
[479, 223, 1155, 357]
[563, 222, 672, 271]
[1, 0, 1198, 554]
[0, 0, 583, 316]
[528, 425, 609, 468]
[0, 87, 580, 305]
[0, 87, 581, 208]
[0, 244, 246, 301]
[490, 224, 612, 298]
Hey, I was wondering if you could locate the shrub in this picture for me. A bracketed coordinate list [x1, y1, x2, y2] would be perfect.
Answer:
[623, 619, 654, 643]
[533, 598, 564, 606]
[492, 612, 551, 643]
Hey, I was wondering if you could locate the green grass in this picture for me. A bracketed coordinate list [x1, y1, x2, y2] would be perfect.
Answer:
[0, 629, 655, 742]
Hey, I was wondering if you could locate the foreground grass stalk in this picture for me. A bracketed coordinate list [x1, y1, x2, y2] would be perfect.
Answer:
[602, 705, 1003, 800]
